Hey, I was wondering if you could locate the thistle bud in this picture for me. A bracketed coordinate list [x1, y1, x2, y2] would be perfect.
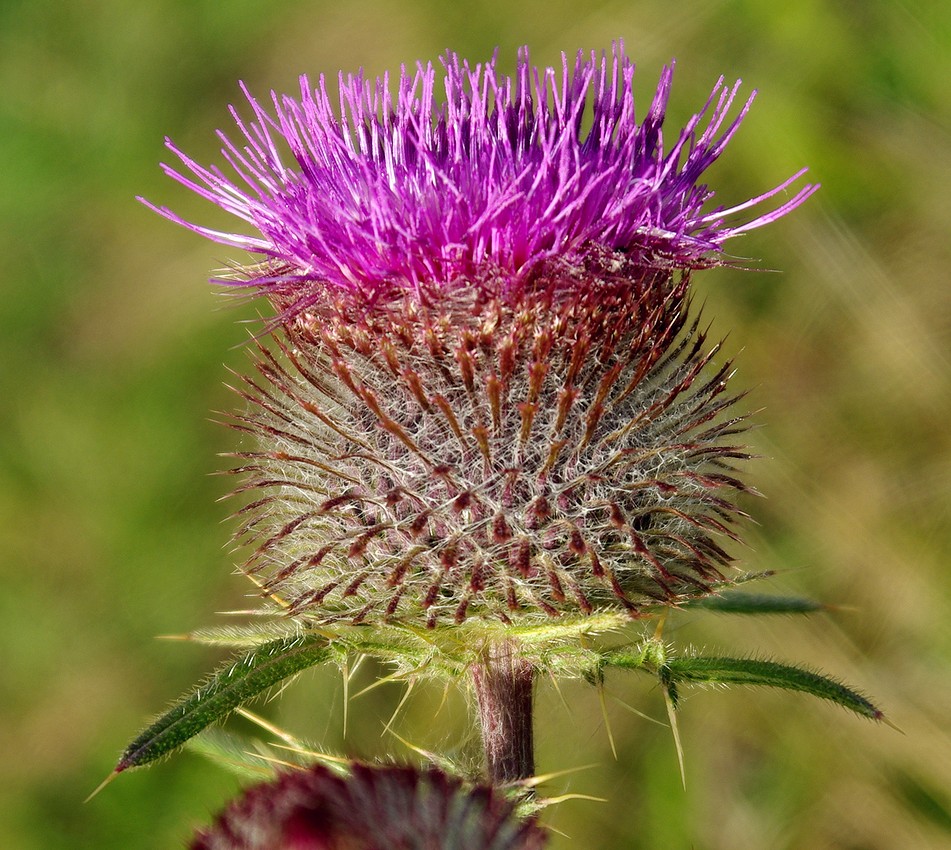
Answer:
[231, 264, 752, 627]
[191, 763, 547, 849]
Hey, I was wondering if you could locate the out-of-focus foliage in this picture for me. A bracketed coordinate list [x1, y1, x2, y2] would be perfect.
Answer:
[1, 1, 949, 848]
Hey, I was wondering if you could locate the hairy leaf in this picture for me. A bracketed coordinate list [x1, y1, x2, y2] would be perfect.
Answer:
[116, 634, 330, 772]
[165, 621, 304, 648]
[662, 655, 883, 720]
[682, 591, 824, 615]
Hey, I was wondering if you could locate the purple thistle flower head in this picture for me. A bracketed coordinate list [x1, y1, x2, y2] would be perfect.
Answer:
[150, 45, 813, 628]
[143, 43, 815, 314]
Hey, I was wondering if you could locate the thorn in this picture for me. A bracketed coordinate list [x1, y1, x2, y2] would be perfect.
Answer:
[243, 752, 305, 771]
[84, 770, 119, 803]
[542, 824, 572, 840]
[241, 571, 291, 609]
[382, 680, 414, 737]
[597, 681, 617, 761]
[608, 694, 669, 728]
[383, 728, 439, 763]
[822, 602, 859, 614]
[523, 763, 596, 788]
[266, 675, 298, 704]
[433, 679, 452, 720]
[350, 665, 416, 699]
[662, 688, 687, 790]
[341, 657, 350, 739]
[879, 714, 904, 734]
[235, 708, 302, 747]
[540, 793, 608, 805]
[547, 669, 573, 717]
[346, 654, 368, 684]
[270, 743, 350, 766]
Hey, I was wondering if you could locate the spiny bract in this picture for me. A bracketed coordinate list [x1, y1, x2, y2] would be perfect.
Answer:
[230, 262, 752, 626]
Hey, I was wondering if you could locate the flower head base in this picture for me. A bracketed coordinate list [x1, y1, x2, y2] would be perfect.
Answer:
[144, 44, 815, 315]
[231, 262, 752, 627]
[191, 763, 547, 849]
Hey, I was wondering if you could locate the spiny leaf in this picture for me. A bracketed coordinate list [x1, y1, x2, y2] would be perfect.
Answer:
[681, 591, 824, 615]
[115, 634, 330, 773]
[662, 655, 884, 720]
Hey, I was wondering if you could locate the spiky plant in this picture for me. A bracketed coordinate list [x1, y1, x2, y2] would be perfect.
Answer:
[111, 45, 882, 822]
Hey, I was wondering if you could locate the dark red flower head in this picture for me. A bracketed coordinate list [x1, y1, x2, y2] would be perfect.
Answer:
[191, 763, 547, 850]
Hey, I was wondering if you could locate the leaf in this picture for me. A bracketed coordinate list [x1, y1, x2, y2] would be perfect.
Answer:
[115, 634, 330, 773]
[682, 591, 825, 615]
[662, 655, 884, 720]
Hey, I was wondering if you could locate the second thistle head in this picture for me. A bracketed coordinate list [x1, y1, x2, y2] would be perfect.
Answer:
[146, 44, 814, 633]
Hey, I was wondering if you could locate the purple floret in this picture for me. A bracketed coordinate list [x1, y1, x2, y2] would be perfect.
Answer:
[142, 43, 816, 307]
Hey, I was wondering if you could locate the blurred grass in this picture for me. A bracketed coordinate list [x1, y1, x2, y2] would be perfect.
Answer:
[1, 0, 950, 847]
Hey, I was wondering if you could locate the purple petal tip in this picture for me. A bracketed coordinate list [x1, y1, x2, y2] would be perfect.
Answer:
[144, 44, 815, 305]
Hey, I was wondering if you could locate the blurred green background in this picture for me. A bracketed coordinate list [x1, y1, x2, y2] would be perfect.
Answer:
[2, 0, 950, 847]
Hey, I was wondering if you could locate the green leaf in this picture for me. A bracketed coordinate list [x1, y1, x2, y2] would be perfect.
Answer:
[682, 591, 825, 615]
[662, 655, 883, 720]
[116, 634, 330, 773]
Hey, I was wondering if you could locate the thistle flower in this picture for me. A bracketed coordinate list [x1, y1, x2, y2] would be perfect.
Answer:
[145, 45, 812, 630]
[127, 45, 838, 788]
[191, 763, 547, 849]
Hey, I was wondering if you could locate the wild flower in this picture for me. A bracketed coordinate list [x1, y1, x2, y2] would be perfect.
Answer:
[143, 45, 814, 631]
[115, 45, 880, 808]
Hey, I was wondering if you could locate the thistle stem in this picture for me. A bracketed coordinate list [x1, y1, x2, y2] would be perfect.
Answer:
[470, 641, 535, 784]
